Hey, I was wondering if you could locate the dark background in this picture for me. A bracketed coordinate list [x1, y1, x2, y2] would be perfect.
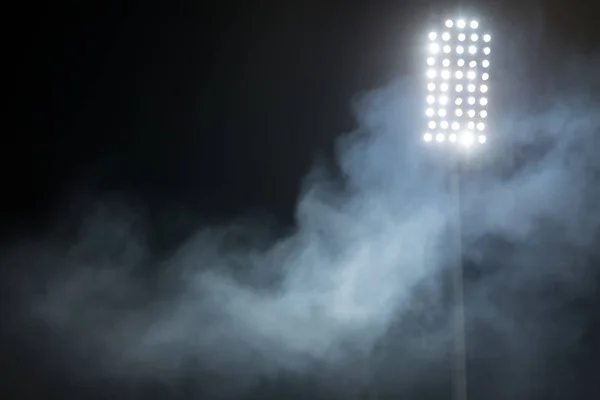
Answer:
[4, 0, 600, 398]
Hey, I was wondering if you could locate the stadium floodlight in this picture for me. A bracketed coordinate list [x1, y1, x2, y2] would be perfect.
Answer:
[423, 18, 491, 148]
[422, 18, 493, 400]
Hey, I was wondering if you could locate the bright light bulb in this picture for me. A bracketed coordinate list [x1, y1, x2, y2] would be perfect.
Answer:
[458, 33, 466, 41]
[482, 60, 490, 68]
[428, 121, 436, 129]
[462, 132, 474, 146]
[442, 32, 451, 41]
[468, 84, 476, 92]
[455, 98, 463, 105]
[468, 121, 475, 129]
[457, 59, 465, 67]
[480, 110, 487, 118]
[438, 108, 447, 117]
[483, 34, 491, 42]
[469, 60, 477, 68]
[470, 21, 479, 29]
[427, 82, 436, 91]
[479, 135, 487, 143]
[429, 32, 437, 40]
[442, 59, 451, 67]
[441, 70, 450, 79]
[427, 57, 435, 66]
[427, 95, 435, 104]
[446, 20, 454, 28]
[457, 20, 466, 28]
[440, 121, 449, 129]
[436, 133, 445, 142]
[471, 33, 478, 41]
[430, 43, 440, 53]
[480, 84, 488, 93]
[427, 69, 436, 78]
[477, 122, 485, 131]
[440, 83, 449, 92]
[426, 108, 434, 116]
[456, 46, 464, 54]
[480, 97, 488, 106]
[468, 96, 475, 105]
[468, 110, 475, 118]
[482, 73, 489, 80]
[467, 70, 476, 79]
[469, 45, 477, 54]
[449, 133, 457, 142]
[424, 133, 433, 141]
[443, 45, 451, 53]
[439, 95, 448, 105]
[451, 122, 460, 130]
[455, 109, 463, 116]
[483, 47, 491, 55]
[456, 84, 464, 92]
[455, 71, 464, 79]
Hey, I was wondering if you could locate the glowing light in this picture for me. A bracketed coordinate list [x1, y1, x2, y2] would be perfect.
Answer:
[483, 47, 491, 55]
[427, 57, 435, 66]
[480, 97, 488, 106]
[439, 95, 448, 105]
[483, 34, 491, 42]
[471, 33, 478, 41]
[451, 122, 460, 130]
[442, 32, 451, 41]
[455, 98, 463, 105]
[467, 121, 475, 129]
[458, 33, 466, 41]
[429, 32, 437, 40]
[457, 59, 465, 67]
[469, 60, 477, 68]
[482, 60, 490, 68]
[430, 43, 440, 53]
[456, 84, 464, 92]
[482, 73, 489, 80]
[468, 84, 476, 92]
[468, 45, 477, 54]
[455, 71, 464, 79]
[440, 120, 449, 129]
[427, 69, 437, 79]
[470, 20, 479, 29]
[428, 82, 436, 91]
[441, 70, 450, 79]
[443, 45, 452, 53]
[467, 110, 476, 118]
[428, 121, 436, 129]
[436, 133, 445, 142]
[440, 83, 449, 92]
[455, 109, 463, 116]
[468, 97, 475, 105]
[462, 132, 474, 146]
[477, 122, 485, 131]
[480, 110, 487, 118]
[480, 84, 488, 93]
[438, 108, 447, 117]
[426, 108, 435, 117]
[449, 133, 457, 142]
[457, 20, 466, 28]
[467, 70, 476, 80]
[446, 20, 454, 28]
[456, 46, 464, 54]
[424, 133, 433, 141]
[479, 135, 487, 143]
[442, 59, 451, 67]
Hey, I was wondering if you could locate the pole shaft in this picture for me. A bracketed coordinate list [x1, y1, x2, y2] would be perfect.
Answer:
[451, 161, 467, 400]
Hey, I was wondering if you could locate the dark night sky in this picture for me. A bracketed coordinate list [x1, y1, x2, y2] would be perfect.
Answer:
[3, 0, 600, 399]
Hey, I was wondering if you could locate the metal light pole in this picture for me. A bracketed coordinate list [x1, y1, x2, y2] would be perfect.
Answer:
[423, 17, 492, 400]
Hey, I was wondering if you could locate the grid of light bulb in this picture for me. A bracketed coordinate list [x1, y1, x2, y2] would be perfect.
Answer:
[424, 19, 490, 146]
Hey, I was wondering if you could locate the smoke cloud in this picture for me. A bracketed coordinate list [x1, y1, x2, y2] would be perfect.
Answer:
[3, 47, 600, 398]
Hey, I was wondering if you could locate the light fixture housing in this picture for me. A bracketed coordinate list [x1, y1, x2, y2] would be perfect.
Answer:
[425, 18, 491, 146]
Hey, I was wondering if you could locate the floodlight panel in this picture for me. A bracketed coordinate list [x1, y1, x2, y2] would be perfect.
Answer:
[424, 18, 491, 146]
